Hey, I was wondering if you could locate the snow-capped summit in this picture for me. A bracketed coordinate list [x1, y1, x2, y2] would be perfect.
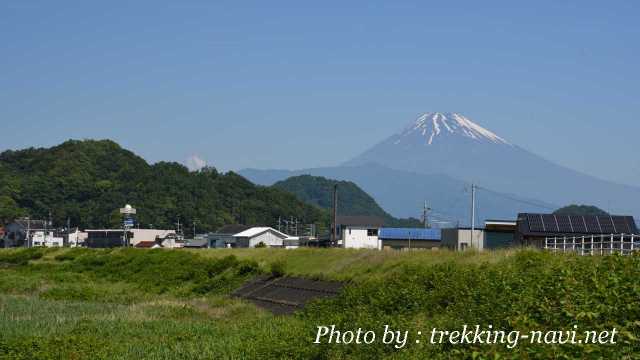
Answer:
[397, 112, 510, 145]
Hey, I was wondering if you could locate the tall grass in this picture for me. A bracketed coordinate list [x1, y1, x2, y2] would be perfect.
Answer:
[0, 248, 637, 359]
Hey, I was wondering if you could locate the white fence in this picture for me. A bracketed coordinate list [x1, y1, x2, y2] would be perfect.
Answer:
[544, 234, 639, 256]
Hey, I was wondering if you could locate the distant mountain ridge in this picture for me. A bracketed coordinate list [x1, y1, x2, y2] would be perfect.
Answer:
[343, 112, 640, 218]
[241, 112, 640, 223]
[273, 175, 422, 227]
[240, 164, 558, 226]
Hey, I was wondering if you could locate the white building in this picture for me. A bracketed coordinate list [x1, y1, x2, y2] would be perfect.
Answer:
[67, 229, 88, 247]
[233, 227, 289, 248]
[283, 237, 300, 249]
[336, 216, 384, 250]
[31, 231, 64, 247]
[85, 229, 177, 248]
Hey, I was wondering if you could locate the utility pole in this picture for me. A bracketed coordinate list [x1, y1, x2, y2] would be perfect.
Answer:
[67, 218, 71, 247]
[423, 201, 431, 229]
[470, 184, 476, 249]
[176, 218, 182, 235]
[332, 184, 338, 247]
[26, 217, 31, 248]
[193, 220, 197, 239]
[43, 212, 48, 247]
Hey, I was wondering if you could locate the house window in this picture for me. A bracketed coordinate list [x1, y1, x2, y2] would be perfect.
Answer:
[367, 229, 378, 236]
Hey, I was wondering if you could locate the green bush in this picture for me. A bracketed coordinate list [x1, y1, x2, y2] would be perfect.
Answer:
[261, 250, 640, 359]
[63, 249, 262, 296]
[53, 248, 91, 262]
[0, 248, 46, 266]
[269, 260, 286, 277]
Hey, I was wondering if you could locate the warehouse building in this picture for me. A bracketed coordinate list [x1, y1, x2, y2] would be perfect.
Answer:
[484, 219, 516, 249]
[379, 228, 441, 250]
[207, 224, 251, 248]
[233, 227, 290, 248]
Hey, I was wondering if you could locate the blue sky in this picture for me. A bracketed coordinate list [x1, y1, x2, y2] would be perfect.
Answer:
[2, 1, 639, 186]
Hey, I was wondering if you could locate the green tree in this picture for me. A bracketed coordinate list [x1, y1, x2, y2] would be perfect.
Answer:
[0, 140, 328, 233]
[0, 195, 25, 224]
[554, 204, 608, 216]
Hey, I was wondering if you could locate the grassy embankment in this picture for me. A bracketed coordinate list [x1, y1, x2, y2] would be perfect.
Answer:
[0, 247, 638, 359]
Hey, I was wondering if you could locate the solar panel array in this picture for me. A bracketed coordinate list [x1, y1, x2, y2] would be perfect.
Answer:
[522, 214, 638, 234]
[598, 216, 616, 233]
[527, 214, 545, 232]
[541, 214, 558, 232]
[585, 217, 601, 233]
[569, 215, 587, 233]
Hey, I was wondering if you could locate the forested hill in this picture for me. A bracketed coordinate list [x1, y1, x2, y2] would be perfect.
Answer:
[273, 175, 422, 227]
[0, 140, 327, 234]
[553, 204, 608, 216]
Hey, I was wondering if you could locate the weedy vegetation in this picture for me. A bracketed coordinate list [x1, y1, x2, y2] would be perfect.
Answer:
[0, 247, 638, 359]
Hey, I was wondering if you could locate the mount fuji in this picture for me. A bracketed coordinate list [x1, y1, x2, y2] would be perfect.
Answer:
[241, 112, 640, 223]
[345, 112, 640, 214]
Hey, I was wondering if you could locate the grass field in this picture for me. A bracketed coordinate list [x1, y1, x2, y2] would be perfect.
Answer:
[0, 247, 638, 359]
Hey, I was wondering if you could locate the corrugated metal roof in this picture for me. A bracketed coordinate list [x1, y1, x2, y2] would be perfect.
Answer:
[379, 228, 441, 241]
[233, 227, 288, 239]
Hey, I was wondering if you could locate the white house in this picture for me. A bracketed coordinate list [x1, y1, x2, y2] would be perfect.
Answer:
[233, 227, 289, 248]
[336, 216, 385, 250]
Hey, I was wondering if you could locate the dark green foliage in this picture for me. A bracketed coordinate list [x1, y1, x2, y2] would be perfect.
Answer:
[273, 175, 422, 227]
[554, 204, 609, 216]
[0, 140, 328, 234]
[65, 249, 259, 296]
[269, 260, 286, 277]
[0, 248, 47, 266]
[271, 251, 640, 359]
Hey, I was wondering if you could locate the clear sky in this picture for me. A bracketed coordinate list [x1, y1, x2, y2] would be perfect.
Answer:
[2, 1, 639, 186]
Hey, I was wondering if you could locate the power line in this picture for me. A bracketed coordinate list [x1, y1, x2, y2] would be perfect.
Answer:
[475, 185, 556, 211]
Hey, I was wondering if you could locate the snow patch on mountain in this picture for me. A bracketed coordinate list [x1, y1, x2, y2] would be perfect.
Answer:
[395, 112, 511, 145]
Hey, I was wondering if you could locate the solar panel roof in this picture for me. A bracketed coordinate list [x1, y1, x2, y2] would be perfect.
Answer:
[541, 214, 559, 232]
[519, 213, 638, 235]
[378, 228, 441, 241]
